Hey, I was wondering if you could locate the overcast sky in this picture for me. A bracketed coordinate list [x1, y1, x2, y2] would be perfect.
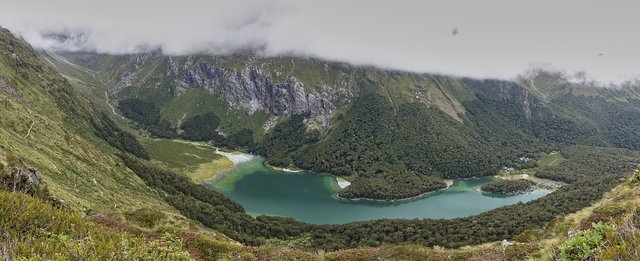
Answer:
[1, 0, 639, 84]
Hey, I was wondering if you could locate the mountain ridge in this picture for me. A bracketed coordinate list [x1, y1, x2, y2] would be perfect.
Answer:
[41, 49, 640, 200]
[3, 26, 640, 260]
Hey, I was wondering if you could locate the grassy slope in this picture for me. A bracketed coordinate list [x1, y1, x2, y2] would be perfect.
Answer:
[4, 140, 639, 260]
[529, 167, 640, 259]
[4, 29, 640, 259]
[159, 88, 271, 137]
[143, 138, 234, 183]
[0, 29, 173, 213]
[538, 151, 565, 167]
[0, 190, 192, 260]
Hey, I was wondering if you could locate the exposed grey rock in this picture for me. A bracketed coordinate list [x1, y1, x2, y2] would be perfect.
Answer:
[112, 72, 137, 94]
[6, 166, 41, 194]
[27, 168, 41, 186]
[0, 79, 19, 99]
[162, 56, 352, 117]
[57, 52, 354, 126]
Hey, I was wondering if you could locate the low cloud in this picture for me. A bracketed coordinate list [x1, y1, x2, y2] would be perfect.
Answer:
[2, 0, 640, 84]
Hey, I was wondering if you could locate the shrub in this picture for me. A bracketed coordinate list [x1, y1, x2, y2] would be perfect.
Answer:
[0, 191, 192, 260]
[194, 235, 239, 261]
[559, 222, 616, 260]
[125, 207, 166, 228]
[513, 229, 542, 243]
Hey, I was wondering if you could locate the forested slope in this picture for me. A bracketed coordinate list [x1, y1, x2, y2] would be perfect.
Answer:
[3, 26, 640, 260]
[46, 49, 640, 200]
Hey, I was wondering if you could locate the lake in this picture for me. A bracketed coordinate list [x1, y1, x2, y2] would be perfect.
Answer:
[207, 157, 550, 224]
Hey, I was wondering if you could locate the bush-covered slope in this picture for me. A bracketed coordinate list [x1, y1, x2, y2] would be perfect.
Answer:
[0, 28, 172, 213]
[3, 27, 640, 260]
[3, 143, 638, 260]
[48, 49, 640, 200]
[118, 140, 640, 250]
[480, 179, 536, 194]
[0, 190, 192, 260]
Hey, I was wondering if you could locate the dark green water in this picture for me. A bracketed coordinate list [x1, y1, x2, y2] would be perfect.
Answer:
[208, 157, 550, 224]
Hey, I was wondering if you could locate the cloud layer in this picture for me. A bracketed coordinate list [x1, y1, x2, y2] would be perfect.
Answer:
[2, 0, 640, 83]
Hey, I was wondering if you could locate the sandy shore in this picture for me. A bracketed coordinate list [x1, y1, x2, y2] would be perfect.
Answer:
[335, 177, 351, 189]
[268, 164, 303, 173]
[476, 187, 536, 195]
[215, 148, 255, 165]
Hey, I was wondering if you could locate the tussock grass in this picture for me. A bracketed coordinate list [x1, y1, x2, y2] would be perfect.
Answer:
[0, 191, 192, 260]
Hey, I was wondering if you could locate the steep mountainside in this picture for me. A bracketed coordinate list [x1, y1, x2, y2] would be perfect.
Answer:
[3, 26, 640, 260]
[0, 28, 174, 212]
[45, 50, 640, 200]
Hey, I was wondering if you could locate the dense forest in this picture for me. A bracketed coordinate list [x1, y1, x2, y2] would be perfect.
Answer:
[117, 82, 640, 200]
[91, 112, 149, 159]
[251, 114, 317, 167]
[118, 98, 176, 138]
[480, 179, 535, 194]
[552, 95, 640, 150]
[118, 144, 639, 250]
[292, 92, 503, 199]
[179, 112, 225, 142]
[536, 145, 640, 183]
[118, 99, 228, 143]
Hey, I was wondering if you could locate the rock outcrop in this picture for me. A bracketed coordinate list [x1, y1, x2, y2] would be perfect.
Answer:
[104, 54, 353, 122]
[0, 79, 18, 99]
[164, 57, 352, 117]
[0, 151, 63, 206]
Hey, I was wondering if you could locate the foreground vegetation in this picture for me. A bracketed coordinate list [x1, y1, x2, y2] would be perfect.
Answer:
[3, 143, 639, 260]
[4, 25, 640, 259]
[120, 141, 640, 250]
[0, 28, 173, 213]
[0, 191, 192, 260]
[0, 189, 538, 260]
[117, 86, 640, 201]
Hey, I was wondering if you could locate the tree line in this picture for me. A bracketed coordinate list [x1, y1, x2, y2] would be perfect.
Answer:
[118, 145, 638, 250]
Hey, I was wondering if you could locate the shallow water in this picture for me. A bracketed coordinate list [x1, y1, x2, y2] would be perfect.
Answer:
[207, 158, 550, 224]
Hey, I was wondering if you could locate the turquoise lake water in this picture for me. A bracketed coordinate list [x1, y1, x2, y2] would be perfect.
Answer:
[208, 158, 550, 224]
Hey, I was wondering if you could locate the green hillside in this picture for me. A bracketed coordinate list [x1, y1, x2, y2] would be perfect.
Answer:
[0, 28, 175, 213]
[46, 49, 640, 200]
[3, 25, 640, 260]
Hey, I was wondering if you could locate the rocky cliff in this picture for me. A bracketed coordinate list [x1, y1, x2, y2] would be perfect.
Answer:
[63, 52, 356, 125]
[165, 56, 352, 118]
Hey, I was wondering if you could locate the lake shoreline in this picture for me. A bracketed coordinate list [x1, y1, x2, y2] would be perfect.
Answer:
[475, 187, 536, 195]
[260, 162, 463, 202]
[209, 150, 542, 202]
[334, 179, 455, 203]
[202, 150, 258, 186]
[207, 161, 551, 223]
[265, 163, 303, 173]
[335, 177, 351, 189]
